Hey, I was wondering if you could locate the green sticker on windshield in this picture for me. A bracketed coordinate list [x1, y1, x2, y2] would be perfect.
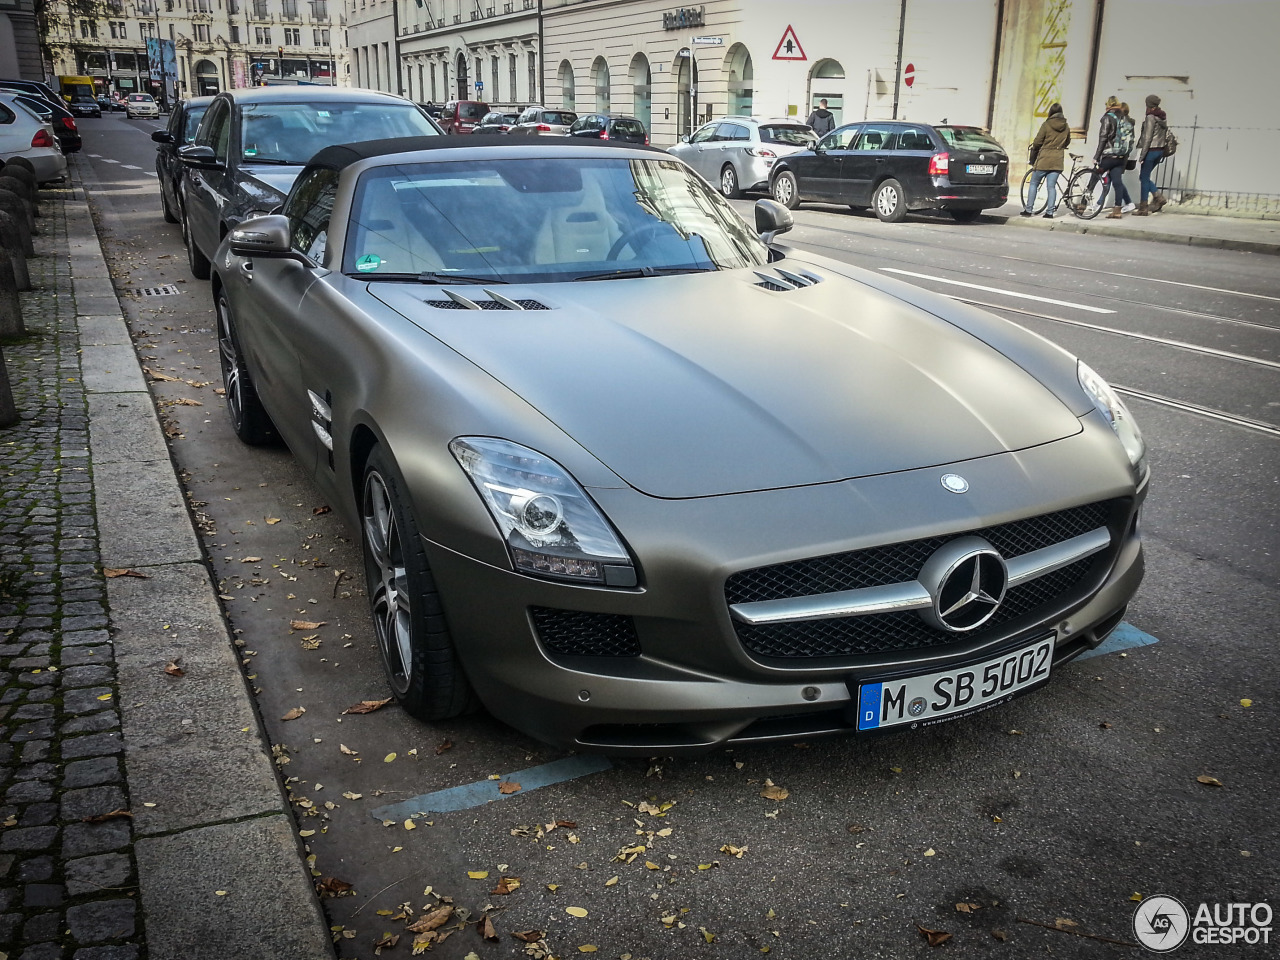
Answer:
[356, 254, 382, 273]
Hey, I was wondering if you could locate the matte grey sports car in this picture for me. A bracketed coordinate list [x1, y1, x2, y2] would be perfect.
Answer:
[212, 137, 1148, 753]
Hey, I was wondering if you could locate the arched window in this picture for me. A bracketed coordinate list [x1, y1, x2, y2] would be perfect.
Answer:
[558, 59, 575, 111]
[629, 52, 651, 131]
[455, 51, 468, 100]
[675, 49, 698, 138]
[591, 56, 610, 113]
[808, 58, 846, 128]
[194, 58, 219, 96]
[724, 43, 752, 116]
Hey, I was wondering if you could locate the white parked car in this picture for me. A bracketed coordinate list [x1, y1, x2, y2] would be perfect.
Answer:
[0, 91, 66, 184]
[125, 93, 160, 119]
[669, 117, 817, 199]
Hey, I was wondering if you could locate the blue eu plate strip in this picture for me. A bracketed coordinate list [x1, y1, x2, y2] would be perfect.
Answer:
[858, 682, 882, 731]
[1076, 621, 1159, 661]
[370, 754, 613, 822]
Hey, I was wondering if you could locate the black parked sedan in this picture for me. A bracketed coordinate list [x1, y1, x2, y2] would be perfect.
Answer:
[151, 95, 213, 224]
[474, 111, 519, 134]
[770, 121, 1008, 223]
[68, 94, 101, 118]
[179, 85, 439, 279]
[567, 114, 648, 145]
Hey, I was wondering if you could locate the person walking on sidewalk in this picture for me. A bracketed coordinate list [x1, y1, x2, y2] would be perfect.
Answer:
[1092, 96, 1133, 219]
[1118, 103, 1138, 213]
[806, 99, 835, 136]
[1135, 94, 1171, 215]
[1021, 102, 1071, 218]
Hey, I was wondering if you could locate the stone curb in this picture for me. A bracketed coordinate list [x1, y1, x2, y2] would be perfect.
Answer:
[991, 212, 1280, 257]
[70, 157, 335, 959]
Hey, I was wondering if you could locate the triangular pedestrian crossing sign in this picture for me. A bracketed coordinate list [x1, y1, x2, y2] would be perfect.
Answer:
[772, 25, 806, 61]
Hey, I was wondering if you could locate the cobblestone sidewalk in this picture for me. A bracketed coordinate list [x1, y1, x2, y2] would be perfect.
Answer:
[0, 189, 143, 959]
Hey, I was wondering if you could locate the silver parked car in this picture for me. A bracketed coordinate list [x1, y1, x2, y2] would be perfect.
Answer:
[212, 138, 1147, 753]
[0, 91, 67, 184]
[510, 105, 578, 136]
[669, 116, 817, 198]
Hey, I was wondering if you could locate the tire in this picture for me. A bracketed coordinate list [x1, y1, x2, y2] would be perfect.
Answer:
[186, 218, 211, 279]
[1066, 168, 1106, 220]
[771, 169, 800, 209]
[159, 174, 179, 224]
[950, 208, 982, 223]
[719, 163, 740, 199]
[1020, 169, 1048, 215]
[215, 288, 277, 445]
[361, 444, 474, 721]
[872, 179, 907, 223]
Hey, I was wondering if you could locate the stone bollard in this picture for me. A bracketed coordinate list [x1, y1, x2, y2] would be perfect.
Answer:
[0, 345, 17, 428]
[0, 253, 22, 338]
[0, 156, 36, 175]
[0, 166, 40, 211]
[0, 192, 33, 257]
[0, 210, 30, 291]
[0, 177, 36, 232]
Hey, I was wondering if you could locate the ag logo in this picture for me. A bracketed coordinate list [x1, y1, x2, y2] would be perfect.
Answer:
[1133, 895, 1190, 952]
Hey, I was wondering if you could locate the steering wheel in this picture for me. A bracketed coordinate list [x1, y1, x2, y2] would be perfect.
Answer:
[606, 222, 669, 261]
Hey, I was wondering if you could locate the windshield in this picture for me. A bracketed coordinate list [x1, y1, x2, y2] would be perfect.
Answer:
[935, 126, 1003, 150]
[129, 95, 152, 103]
[458, 102, 488, 119]
[345, 156, 768, 283]
[240, 101, 437, 165]
[760, 124, 817, 147]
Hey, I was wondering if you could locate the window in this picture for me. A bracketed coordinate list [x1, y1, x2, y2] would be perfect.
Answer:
[429, 62, 436, 101]
[108, 20, 126, 38]
[491, 55, 499, 101]
[252, 0, 268, 17]
[820, 125, 859, 150]
[314, 28, 329, 44]
[508, 54, 516, 103]
[0, 104, 16, 125]
[227, 0, 239, 12]
[282, 0, 299, 18]
[719, 122, 750, 141]
[199, 100, 231, 163]
[255, 26, 272, 43]
[527, 51, 536, 101]
[139, 21, 155, 37]
[230, 24, 240, 42]
[895, 126, 933, 151]
[310, 0, 328, 17]
[854, 125, 895, 151]
[284, 27, 300, 44]
[193, 0, 211, 12]
[79, 19, 97, 38]
[689, 123, 717, 144]
[286, 168, 339, 263]
[194, 22, 210, 41]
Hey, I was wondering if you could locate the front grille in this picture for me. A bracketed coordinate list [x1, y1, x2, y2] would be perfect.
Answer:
[726, 500, 1123, 662]
[531, 606, 641, 658]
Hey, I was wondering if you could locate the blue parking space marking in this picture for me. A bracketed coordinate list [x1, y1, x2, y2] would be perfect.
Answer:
[370, 754, 613, 822]
[1076, 621, 1159, 661]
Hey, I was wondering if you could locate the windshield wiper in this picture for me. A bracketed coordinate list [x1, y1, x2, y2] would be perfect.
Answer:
[417, 271, 506, 285]
[572, 266, 713, 281]
[242, 157, 297, 165]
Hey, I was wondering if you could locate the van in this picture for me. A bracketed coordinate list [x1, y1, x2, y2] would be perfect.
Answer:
[438, 100, 488, 134]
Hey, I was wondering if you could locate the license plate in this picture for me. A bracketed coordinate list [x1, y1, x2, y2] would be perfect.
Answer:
[856, 635, 1053, 732]
[967, 163, 996, 175]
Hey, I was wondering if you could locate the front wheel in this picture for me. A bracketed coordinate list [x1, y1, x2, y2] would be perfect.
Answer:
[186, 217, 211, 279]
[719, 164, 740, 199]
[361, 445, 474, 721]
[771, 170, 800, 210]
[1066, 168, 1106, 220]
[216, 289, 277, 445]
[159, 173, 179, 224]
[872, 179, 907, 223]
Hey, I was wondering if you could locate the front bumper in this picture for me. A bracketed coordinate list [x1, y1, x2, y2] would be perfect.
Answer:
[426, 423, 1147, 753]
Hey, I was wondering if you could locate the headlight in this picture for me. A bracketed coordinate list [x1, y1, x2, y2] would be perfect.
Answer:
[1077, 361, 1145, 468]
[450, 437, 637, 587]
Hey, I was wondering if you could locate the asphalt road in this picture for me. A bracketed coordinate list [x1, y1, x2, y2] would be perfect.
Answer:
[75, 113, 1277, 959]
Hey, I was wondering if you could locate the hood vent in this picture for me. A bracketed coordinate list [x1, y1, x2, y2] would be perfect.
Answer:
[423, 289, 550, 311]
[753, 267, 824, 291]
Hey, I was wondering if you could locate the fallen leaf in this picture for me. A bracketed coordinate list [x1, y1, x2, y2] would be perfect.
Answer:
[513, 930, 545, 943]
[343, 698, 392, 715]
[313, 505, 332, 515]
[956, 902, 981, 914]
[291, 619, 326, 630]
[499, 781, 522, 795]
[1240, 698, 1252, 708]
[1054, 918, 1078, 929]
[992, 928, 1007, 941]
[144, 368, 181, 381]
[435, 739, 454, 755]
[81, 808, 132, 823]
[566, 906, 589, 918]
[406, 905, 453, 933]
[373, 933, 399, 953]
[492, 876, 521, 895]
[700, 927, 716, 944]
[1196, 775, 1224, 787]
[917, 924, 952, 947]
[923, 847, 936, 857]
[720, 844, 747, 858]
[96, 693, 113, 701]
[170, 397, 203, 406]
[468, 870, 490, 880]
[760, 784, 790, 801]
[604, 876, 619, 887]
[317, 876, 354, 897]
[480, 914, 498, 941]
[241, 557, 263, 563]
[384, 753, 397, 763]
[282, 707, 306, 721]
[103, 567, 148, 579]
[578, 947, 598, 954]
[265, 517, 281, 524]
[164, 660, 185, 677]
[404, 819, 416, 831]
[340, 744, 358, 756]
[1130, 892, 1143, 902]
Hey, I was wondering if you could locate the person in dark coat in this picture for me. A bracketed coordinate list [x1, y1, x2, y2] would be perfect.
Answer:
[1022, 102, 1071, 218]
[806, 99, 835, 136]
[1134, 93, 1170, 215]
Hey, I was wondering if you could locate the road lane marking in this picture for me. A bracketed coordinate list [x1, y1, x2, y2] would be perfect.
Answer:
[122, 164, 141, 170]
[1076, 622, 1159, 660]
[100, 158, 119, 164]
[1000, 256, 1280, 304]
[370, 755, 613, 821]
[145, 172, 158, 177]
[880, 267, 1117, 314]
[1117, 385, 1280, 438]
[87, 153, 101, 158]
[948, 296, 1280, 370]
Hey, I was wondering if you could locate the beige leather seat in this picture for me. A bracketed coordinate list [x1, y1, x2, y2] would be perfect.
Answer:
[350, 180, 443, 274]
[533, 174, 620, 264]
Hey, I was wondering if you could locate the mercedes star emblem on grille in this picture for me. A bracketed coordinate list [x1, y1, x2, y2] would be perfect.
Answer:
[917, 536, 1009, 632]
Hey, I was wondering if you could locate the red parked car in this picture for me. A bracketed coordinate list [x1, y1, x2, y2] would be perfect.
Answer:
[438, 99, 489, 134]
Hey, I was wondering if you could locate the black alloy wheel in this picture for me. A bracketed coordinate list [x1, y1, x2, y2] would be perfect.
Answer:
[215, 289, 277, 445]
[185, 209, 211, 279]
[360, 445, 474, 721]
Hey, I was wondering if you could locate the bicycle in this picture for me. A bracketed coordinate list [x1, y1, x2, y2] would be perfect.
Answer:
[1019, 152, 1088, 215]
[1065, 162, 1113, 220]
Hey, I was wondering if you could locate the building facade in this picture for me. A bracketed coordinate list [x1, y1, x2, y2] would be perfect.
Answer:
[40, 0, 346, 103]
[0, 0, 41, 79]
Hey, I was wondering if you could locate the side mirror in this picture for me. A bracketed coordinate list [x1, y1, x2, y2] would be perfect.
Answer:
[680, 135, 690, 143]
[227, 214, 295, 258]
[814, 141, 827, 154]
[754, 199, 793, 243]
[151, 130, 175, 144]
[178, 144, 220, 167]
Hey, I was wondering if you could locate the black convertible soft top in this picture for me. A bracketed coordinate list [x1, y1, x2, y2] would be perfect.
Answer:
[307, 135, 663, 172]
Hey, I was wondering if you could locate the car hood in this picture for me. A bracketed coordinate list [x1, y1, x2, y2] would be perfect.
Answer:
[369, 269, 1083, 499]
[242, 165, 304, 200]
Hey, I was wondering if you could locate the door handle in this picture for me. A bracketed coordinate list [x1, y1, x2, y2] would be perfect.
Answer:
[239, 260, 253, 282]
[876, 157, 887, 163]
